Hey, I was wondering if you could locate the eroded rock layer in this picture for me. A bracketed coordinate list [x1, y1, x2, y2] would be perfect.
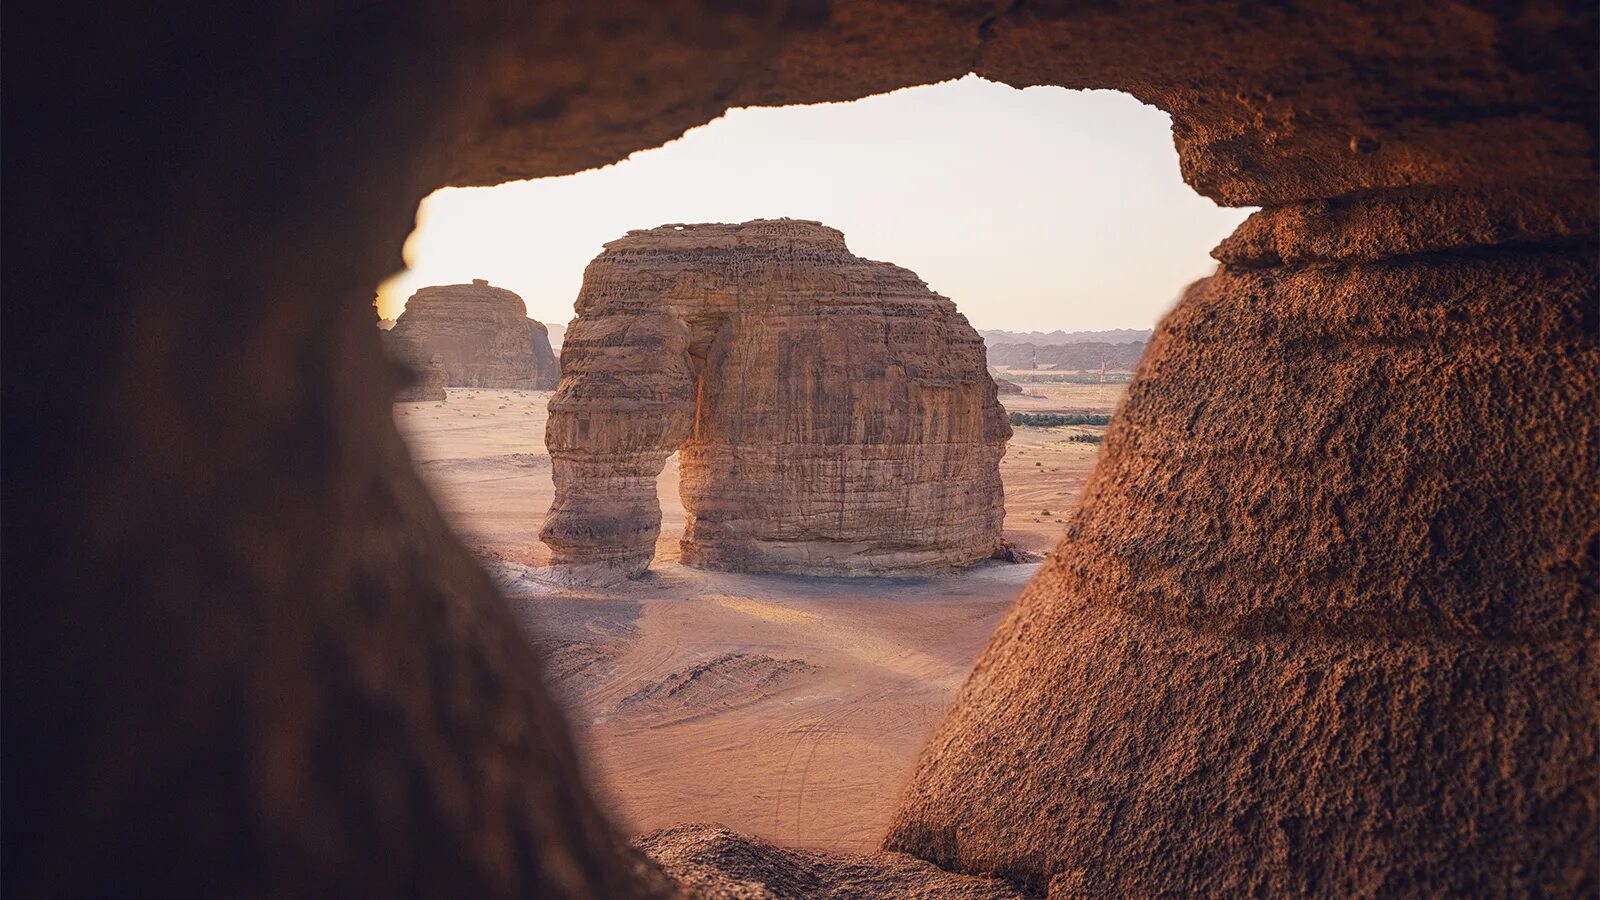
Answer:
[542, 219, 1010, 580]
[388, 280, 559, 389]
[883, 187, 1599, 897]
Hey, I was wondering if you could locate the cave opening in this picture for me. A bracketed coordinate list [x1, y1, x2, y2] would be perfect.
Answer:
[375, 78, 1250, 852]
[8, 4, 1592, 896]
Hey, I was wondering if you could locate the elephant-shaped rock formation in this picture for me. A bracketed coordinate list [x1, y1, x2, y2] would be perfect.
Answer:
[541, 219, 1011, 583]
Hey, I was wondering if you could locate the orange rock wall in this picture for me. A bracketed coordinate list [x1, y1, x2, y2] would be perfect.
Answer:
[884, 189, 1599, 895]
[543, 220, 1010, 581]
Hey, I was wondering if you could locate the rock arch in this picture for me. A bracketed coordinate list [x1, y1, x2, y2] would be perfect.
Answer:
[540, 219, 1010, 583]
[5, 2, 1593, 898]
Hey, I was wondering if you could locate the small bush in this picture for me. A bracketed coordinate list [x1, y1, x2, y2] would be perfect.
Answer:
[1066, 433, 1105, 444]
[1008, 412, 1112, 427]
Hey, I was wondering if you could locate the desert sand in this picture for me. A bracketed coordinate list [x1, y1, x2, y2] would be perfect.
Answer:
[394, 380, 1124, 852]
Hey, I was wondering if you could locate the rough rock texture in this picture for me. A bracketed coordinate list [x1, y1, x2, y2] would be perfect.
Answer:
[6, 2, 1595, 899]
[389, 280, 560, 389]
[638, 825, 1035, 899]
[542, 220, 1010, 582]
[440, 2, 1598, 209]
[884, 198, 1599, 896]
[380, 331, 447, 402]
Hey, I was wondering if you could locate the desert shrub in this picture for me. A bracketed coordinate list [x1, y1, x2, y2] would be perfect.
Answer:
[1008, 412, 1112, 427]
[1066, 433, 1105, 444]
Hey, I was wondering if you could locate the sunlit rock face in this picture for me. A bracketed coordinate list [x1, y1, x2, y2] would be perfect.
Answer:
[542, 219, 1010, 582]
[884, 184, 1600, 897]
[388, 280, 559, 389]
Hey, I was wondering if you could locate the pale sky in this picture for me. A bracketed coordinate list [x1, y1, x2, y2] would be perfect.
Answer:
[376, 76, 1253, 332]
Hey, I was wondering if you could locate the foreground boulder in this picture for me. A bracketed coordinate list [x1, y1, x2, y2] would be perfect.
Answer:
[541, 219, 1010, 583]
[883, 185, 1599, 897]
[388, 279, 560, 389]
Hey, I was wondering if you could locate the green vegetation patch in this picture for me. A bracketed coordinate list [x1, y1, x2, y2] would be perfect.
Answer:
[1008, 412, 1113, 427]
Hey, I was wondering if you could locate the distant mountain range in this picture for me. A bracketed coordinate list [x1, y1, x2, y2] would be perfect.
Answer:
[986, 341, 1146, 372]
[978, 328, 1150, 372]
[978, 328, 1151, 346]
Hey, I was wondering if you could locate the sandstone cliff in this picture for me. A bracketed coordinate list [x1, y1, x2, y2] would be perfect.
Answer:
[388, 280, 559, 389]
[542, 219, 1010, 583]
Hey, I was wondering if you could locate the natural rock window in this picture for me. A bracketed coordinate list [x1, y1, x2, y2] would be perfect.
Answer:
[541, 218, 1011, 583]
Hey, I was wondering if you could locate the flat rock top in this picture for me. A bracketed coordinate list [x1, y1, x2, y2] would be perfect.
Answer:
[403, 281, 530, 318]
[603, 218, 850, 254]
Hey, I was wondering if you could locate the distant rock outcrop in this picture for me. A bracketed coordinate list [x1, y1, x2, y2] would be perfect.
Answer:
[993, 377, 1024, 395]
[387, 280, 559, 389]
[542, 219, 1010, 583]
[545, 322, 567, 355]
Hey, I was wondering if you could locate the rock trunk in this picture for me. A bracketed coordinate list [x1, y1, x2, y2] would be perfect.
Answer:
[542, 220, 1010, 580]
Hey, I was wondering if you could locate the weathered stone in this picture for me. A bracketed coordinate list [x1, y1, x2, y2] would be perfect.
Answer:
[993, 377, 1024, 396]
[379, 331, 447, 402]
[542, 219, 1010, 581]
[883, 193, 1599, 897]
[388, 279, 559, 389]
[637, 824, 1032, 899]
[8, 3, 1596, 899]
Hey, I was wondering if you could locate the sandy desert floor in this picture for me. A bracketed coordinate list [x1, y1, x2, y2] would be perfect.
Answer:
[394, 380, 1125, 852]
